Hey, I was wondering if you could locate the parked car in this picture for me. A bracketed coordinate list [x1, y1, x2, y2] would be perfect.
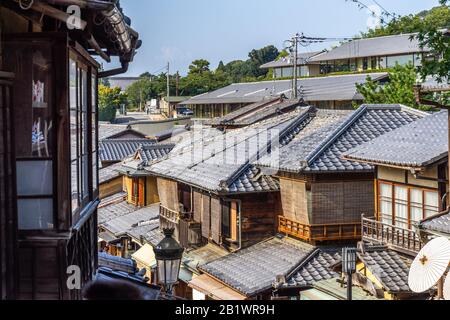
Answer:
[176, 107, 194, 116]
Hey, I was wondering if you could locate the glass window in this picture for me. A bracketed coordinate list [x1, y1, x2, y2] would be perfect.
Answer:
[424, 191, 439, 218]
[274, 68, 282, 78]
[370, 57, 378, 69]
[18, 199, 53, 230]
[5, 40, 56, 230]
[379, 57, 387, 69]
[92, 74, 98, 193]
[16, 161, 53, 196]
[394, 186, 408, 229]
[70, 58, 97, 215]
[379, 182, 440, 229]
[282, 67, 293, 77]
[70, 59, 79, 214]
[379, 183, 393, 225]
[387, 54, 414, 68]
[410, 189, 423, 223]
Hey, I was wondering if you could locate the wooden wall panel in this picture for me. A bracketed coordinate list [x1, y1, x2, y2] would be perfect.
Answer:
[157, 178, 179, 211]
[145, 177, 160, 205]
[311, 180, 374, 224]
[239, 192, 281, 248]
[210, 197, 221, 244]
[193, 191, 202, 223]
[280, 178, 309, 224]
[99, 177, 122, 199]
[201, 195, 211, 239]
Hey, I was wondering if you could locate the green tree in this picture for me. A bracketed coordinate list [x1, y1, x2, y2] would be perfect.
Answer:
[416, 1, 449, 83]
[188, 59, 211, 75]
[125, 77, 154, 110]
[362, 5, 450, 38]
[98, 85, 127, 122]
[356, 64, 424, 108]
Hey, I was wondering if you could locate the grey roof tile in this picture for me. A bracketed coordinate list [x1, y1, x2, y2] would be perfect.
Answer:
[309, 33, 427, 62]
[358, 246, 413, 294]
[261, 104, 427, 173]
[420, 211, 450, 235]
[99, 139, 156, 162]
[99, 162, 123, 184]
[344, 110, 447, 168]
[100, 203, 160, 237]
[285, 249, 341, 288]
[260, 51, 324, 69]
[183, 73, 388, 105]
[146, 108, 316, 193]
[199, 237, 315, 297]
[98, 199, 138, 225]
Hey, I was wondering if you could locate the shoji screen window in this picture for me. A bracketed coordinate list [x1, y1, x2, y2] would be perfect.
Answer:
[378, 182, 440, 229]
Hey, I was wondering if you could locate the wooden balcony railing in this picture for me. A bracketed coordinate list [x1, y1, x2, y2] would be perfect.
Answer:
[160, 205, 181, 224]
[362, 216, 423, 255]
[278, 216, 361, 242]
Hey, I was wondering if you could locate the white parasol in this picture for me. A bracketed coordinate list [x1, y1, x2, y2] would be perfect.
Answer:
[444, 274, 450, 300]
[408, 237, 450, 293]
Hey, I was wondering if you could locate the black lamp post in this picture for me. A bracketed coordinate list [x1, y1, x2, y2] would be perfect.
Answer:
[154, 228, 184, 295]
[342, 247, 357, 301]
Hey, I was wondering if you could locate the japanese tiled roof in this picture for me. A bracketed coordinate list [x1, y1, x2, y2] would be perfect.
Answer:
[145, 107, 317, 194]
[308, 33, 428, 62]
[259, 104, 427, 173]
[183, 73, 388, 105]
[100, 203, 160, 237]
[357, 246, 413, 294]
[260, 51, 324, 69]
[98, 198, 138, 225]
[199, 237, 315, 297]
[420, 210, 450, 236]
[99, 139, 156, 162]
[344, 110, 447, 169]
[136, 144, 175, 166]
[284, 248, 342, 288]
[99, 162, 123, 184]
[206, 97, 285, 126]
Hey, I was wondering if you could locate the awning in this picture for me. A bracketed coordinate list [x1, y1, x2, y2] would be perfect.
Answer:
[98, 232, 118, 243]
[132, 244, 156, 269]
[188, 274, 247, 300]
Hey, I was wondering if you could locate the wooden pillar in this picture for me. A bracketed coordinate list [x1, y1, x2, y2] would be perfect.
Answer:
[0, 71, 17, 300]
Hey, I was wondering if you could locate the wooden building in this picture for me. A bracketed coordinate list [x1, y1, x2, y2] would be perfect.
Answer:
[182, 73, 389, 118]
[344, 110, 448, 256]
[145, 108, 321, 251]
[258, 105, 428, 245]
[0, 0, 140, 299]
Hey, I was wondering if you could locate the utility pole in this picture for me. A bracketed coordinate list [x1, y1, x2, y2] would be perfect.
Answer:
[176, 71, 180, 97]
[284, 33, 301, 99]
[293, 33, 299, 99]
[166, 62, 170, 115]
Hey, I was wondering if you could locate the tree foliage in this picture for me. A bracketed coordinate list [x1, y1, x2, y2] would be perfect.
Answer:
[98, 85, 127, 122]
[360, 2, 449, 83]
[356, 64, 425, 108]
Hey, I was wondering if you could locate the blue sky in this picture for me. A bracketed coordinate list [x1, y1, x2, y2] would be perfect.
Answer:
[115, 0, 442, 76]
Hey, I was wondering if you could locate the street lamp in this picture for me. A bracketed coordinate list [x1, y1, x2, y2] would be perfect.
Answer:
[342, 247, 357, 301]
[154, 228, 184, 295]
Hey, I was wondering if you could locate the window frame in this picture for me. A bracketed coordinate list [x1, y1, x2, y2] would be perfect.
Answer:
[377, 180, 440, 229]
[69, 48, 99, 225]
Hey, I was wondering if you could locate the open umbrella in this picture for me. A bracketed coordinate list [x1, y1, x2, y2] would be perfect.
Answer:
[408, 237, 450, 293]
[444, 274, 450, 300]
